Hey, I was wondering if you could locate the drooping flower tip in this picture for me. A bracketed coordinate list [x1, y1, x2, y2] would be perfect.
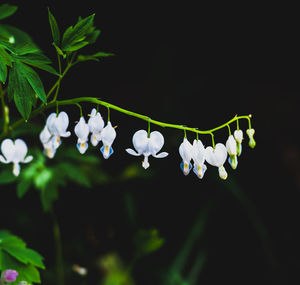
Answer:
[1, 269, 19, 282]
[246, 128, 256, 148]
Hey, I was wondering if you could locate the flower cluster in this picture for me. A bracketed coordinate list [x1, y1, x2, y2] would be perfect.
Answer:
[0, 106, 255, 179]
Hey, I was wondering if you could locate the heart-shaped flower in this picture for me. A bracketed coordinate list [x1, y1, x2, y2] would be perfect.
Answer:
[0, 138, 33, 176]
[179, 138, 193, 175]
[192, 139, 207, 179]
[226, 135, 238, 169]
[205, 143, 228, 180]
[126, 129, 168, 169]
[100, 121, 117, 159]
[46, 112, 71, 149]
[74, 117, 90, 154]
[88, 108, 105, 146]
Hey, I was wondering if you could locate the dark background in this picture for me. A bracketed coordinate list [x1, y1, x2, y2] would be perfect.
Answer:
[1, 1, 300, 284]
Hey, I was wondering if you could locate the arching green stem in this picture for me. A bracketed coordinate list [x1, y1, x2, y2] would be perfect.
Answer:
[0, 97, 253, 141]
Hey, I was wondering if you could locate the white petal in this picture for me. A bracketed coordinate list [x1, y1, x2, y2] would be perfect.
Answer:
[218, 165, 228, 180]
[39, 126, 52, 144]
[101, 122, 116, 146]
[56, 111, 70, 135]
[192, 139, 205, 165]
[132, 130, 148, 154]
[205, 143, 227, 167]
[234, 129, 243, 143]
[13, 139, 28, 163]
[226, 135, 237, 156]
[179, 138, 193, 164]
[142, 156, 150, 169]
[23, 155, 33, 163]
[13, 162, 20, 176]
[76, 141, 88, 154]
[149, 131, 165, 155]
[126, 148, 141, 156]
[74, 117, 89, 141]
[88, 112, 104, 133]
[0, 154, 8, 163]
[1, 138, 14, 162]
[46, 113, 57, 134]
[153, 151, 168, 158]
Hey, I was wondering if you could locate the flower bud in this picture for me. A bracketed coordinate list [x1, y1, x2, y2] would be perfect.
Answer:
[246, 129, 256, 148]
[1, 269, 18, 283]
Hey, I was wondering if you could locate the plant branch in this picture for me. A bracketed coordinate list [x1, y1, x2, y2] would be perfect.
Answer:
[1, 96, 253, 141]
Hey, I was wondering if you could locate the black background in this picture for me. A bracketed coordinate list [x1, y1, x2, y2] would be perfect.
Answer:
[1, 1, 300, 284]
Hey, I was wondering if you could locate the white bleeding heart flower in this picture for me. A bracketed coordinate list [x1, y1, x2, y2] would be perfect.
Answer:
[126, 129, 168, 169]
[226, 135, 238, 169]
[39, 126, 56, 159]
[192, 139, 207, 179]
[88, 108, 105, 146]
[100, 121, 117, 159]
[74, 117, 89, 154]
[179, 138, 193, 176]
[234, 129, 243, 156]
[46, 112, 71, 149]
[0, 138, 33, 176]
[205, 143, 228, 180]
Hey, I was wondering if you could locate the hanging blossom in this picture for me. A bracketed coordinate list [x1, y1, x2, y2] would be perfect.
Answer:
[192, 139, 207, 179]
[74, 117, 89, 154]
[226, 135, 238, 169]
[246, 128, 256, 148]
[0, 139, 33, 176]
[205, 143, 228, 180]
[39, 112, 71, 158]
[88, 108, 105, 146]
[100, 121, 117, 159]
[1, 269, 18, 283]
[234, 129, 243, 156]
[178, 138, 193, 176]
[126, 130, 168, 169]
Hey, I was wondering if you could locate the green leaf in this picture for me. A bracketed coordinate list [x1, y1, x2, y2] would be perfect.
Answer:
[0, 24, 40, 55]
[0, 169, 17, 184]
[77, 51, 114, 62]
[16, 53, 59, 76]
[17, 178, 32, 198]
[62, 40, 88, 52]
[7, 61, 35, 119]
[0, 251, 41, 284]
[0, 46, 12, 83]
[0, 4, 18, 20]
[61, 14, 95, 52]
[47, 8, 60, 46]
[18, 62, 47, 103]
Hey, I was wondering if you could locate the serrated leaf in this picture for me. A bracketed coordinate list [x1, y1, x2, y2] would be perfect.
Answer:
[48, 8, 60, 46]
[77, 51, 114, 62]
[0, 4, 18, 20]
[7, 61, 35, 119]
[0, 24, 40, 55]
[16, 53, 59, 76]
[63, 41, 88, 52]
[61, 14, 95, 51]
[18, 62, 47, 103]
[3, 247, 45, 269]
[0, 251, 41, 284]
